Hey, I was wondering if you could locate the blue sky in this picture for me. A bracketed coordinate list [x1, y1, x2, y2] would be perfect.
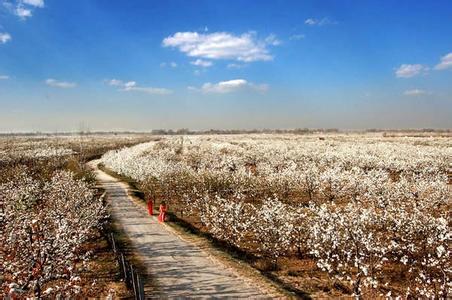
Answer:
[0, 0, 451, 132]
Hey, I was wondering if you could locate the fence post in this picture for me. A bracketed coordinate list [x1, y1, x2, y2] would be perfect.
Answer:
[131, 265, 138, 299]
[121, 254, 128, 285]
[111, 234, 146, 298]
[111, 233, 116, 253]
[139, 274, 145, 300]
[136, 274, 142, 300]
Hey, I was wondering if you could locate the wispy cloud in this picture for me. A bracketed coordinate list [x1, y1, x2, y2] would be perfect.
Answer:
[163, 31, 279, 62]
[45, 79, 77, 88]
[4, 0, 45, 20]
[0, 32, 12, 44]
[0, 1, 45, 42]
[188, 79, 268, 94]
[106, 79, 172, 95]
[289, 34, 305, 41]
[227, 63, 247, 69]
[15, 5, 33, 19]
[394, 53, 451, 78]
[403, 89, 429, 96]
[124, 85, 173, 95]
[160, 61, 178, 68]
[434, 52, 452, 70]
[22, 0, 44, 8]
[107, 79, 124, 86]
[305, 18, 337, 26]
[395, 64, 428, 78]
[264, 34, 281, 46]
[0, 75, 9, 80]
[190, 59, 213, 68]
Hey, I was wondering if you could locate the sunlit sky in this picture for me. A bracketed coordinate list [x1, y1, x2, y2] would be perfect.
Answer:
[0, 0, 451, 132]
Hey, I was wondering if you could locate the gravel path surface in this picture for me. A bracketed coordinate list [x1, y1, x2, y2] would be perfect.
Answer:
[89, 160, 273, 299]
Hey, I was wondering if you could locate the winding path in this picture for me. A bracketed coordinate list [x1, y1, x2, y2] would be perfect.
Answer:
[89, 160, 278, 299]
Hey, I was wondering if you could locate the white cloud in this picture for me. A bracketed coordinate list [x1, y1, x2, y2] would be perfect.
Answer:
[5, 1, 45, 20]
[189, 79, 268, 94]
[45, 79, 77, 88]
[123, 81, 136, 89]
[202, 79, 248, 93]
[434, 52, 452, 70]
[190, 59, 213, 67]
[15, 5, 32, 19]
[163, 31, 279, 62]
[106, 79, 172, 95]
[22, 0, 44, 8]
[395, 64, 427, 78]
[305, 18, 316, 25]
[305, 18, 337, 26]
[227, 63, 247, 69]
[289, 34, 305, 40]
[264, 34, 281, 46]
[0, 75, 9, 79]
[107, 79, 123, 86]
[170, 62, 177, 68]
[0, 32, 12, 44]
[125, 86, 173, 95]
[403, 89, 429, 96]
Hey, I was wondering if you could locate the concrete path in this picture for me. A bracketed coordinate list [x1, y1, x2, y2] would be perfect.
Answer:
[89, 160, 274, 299]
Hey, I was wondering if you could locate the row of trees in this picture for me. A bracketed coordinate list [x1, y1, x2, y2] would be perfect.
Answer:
[100, 135, 451, 298]
[0, 135, 152, 297]
[195, 195, 449, 298]
[1, 168, 107, 297]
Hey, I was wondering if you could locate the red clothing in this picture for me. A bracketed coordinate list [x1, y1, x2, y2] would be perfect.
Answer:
[147, 199, 153, 215]
[158, 204, 168, 222]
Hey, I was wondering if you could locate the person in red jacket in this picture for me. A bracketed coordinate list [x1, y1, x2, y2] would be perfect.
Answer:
[158, 201, 168, 222]
[147, 197, 153, 215]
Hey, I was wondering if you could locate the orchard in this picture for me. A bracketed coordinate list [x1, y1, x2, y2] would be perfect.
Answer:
[101, 134, 451, 298]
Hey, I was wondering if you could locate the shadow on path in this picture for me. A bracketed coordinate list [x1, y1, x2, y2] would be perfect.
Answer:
[89, 160, 270, 299]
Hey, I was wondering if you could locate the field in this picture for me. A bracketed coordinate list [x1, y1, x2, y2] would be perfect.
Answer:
[0, 134, 152, 298]
[1, 132, 450, 298]
[3, 0, 451, 298]
[99, 133, 451, 298]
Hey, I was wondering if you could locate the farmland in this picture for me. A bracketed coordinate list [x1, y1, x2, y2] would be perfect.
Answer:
[2, 0, 451, 298]
[0, 134, 153, 298]
[1, 132, 450, 298]
[100, 133, 451, 298]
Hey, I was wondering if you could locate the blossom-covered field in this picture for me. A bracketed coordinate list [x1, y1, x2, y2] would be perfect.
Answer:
[0, 134, 153, 298]
[101, 134, 451, 298]
[0, 134, 151, 163]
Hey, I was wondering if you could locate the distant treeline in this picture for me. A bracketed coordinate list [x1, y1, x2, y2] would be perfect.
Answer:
[151, 128, 342, 135]
[0, 128, 451, 137]
[366, 128, 452, 133]
[0, 131, 149, 137]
